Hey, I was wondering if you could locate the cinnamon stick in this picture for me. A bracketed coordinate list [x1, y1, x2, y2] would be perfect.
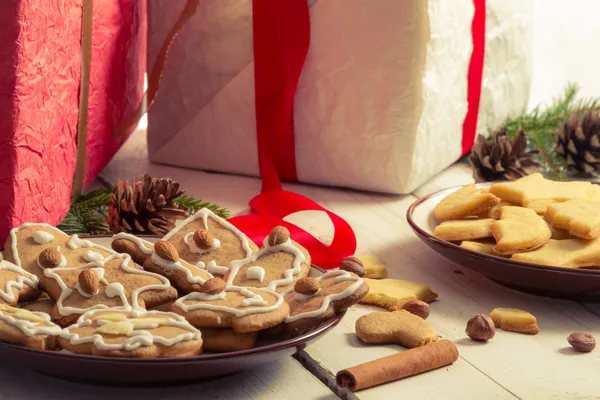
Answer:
[336, 340, 459, 392]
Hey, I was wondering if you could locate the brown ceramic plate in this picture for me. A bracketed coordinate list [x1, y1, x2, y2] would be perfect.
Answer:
[407, 183, 600, 301]
[1, 236, 342, 385]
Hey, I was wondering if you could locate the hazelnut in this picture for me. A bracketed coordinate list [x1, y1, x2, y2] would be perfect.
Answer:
[339, 256, 365, 277]
[78, 269, 100, 296]
[295, 277, 320, 295]
[193, 229, 214, 250]
[201, 278, 226, 295]
[567, 332, 596, 353]
[400, 300, 430, 319]
[268, 226, 290, 246]
[154, 241, 179, 262]
[466, 314, 495, 341]
[38, 248, 62, 268]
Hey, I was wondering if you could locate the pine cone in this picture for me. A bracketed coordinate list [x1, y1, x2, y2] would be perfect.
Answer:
[107, 174, 190, 237]
[469, 128, 541, 182]
[555, 109, 600, 174]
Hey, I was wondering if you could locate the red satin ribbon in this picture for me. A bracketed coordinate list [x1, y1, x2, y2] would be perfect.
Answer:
[461, 0, 486, 155]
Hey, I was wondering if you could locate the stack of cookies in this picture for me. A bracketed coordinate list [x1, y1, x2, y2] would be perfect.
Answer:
[433, 173, 600, 269]
[0, 209, 368, 358]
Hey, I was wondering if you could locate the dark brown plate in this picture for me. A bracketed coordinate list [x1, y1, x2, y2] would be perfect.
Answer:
[407, 183, 600, 301]
[2, 236, 342, 385]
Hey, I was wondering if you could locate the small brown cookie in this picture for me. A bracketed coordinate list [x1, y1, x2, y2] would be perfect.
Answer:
[143, 240, 214, 294]
[111, 233, 155, 265]
[0, 259, 41, 306]
[162, 208, 259, 276]
[58, 309, 203, 358]
[0, 304, 61, 350]
[224, 227, 311, 293]
[172, 280, 289, 333]
[284, 270, 368, 332]
[355, 310, 439, 348]
[201, 328, 258, 353]
[39, 251, 177, 326]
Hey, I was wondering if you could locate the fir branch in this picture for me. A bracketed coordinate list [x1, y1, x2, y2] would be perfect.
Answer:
[174, 195, 230, 219]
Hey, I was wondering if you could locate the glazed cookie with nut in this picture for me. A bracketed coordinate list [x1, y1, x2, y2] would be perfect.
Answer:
[355, 310, 438, 348]
[224, 226, 311, 293]
[0, 304, 61, 350]
[161, 208, 259, 277]
[283, 270, 369, 332]
[143, 240, 215, 294]
[172, 278, 290, 333]
[58, 309, 203, 358]
[111, 233, 155, 265]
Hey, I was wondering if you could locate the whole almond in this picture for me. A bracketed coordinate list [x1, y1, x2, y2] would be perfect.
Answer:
[38, 248, 62, 268]
[78, 269, 100, 295]
[401, 300, 430, 319]
[193, 229, 214, 249]
[339, 256, 365, 277]
[567, 332, 596, 352]
[295, 277, 320, 295]
[268, 226, 290, 246]
[466, 314, 496, 341]
[154, 241, 179, 262]
[202, 278, 226, 295]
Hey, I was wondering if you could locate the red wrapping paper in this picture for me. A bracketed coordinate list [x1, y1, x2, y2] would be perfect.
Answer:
[0, 0, 146, 244]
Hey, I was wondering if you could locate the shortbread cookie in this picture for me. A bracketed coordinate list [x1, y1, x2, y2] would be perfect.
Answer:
[38, 250, 177, 326]
[433, 219, 495, 242]
[172, 278, 290, 333]
[162, 208, 258, 276]
[0, 304, 61, 350]
[359, 278, 438, 311]
[511, 238, 600, 269]
[434, 184, 500, 221]
[491, 206, 551, 255]
[490, 173, 598, 214]
[224, 227, 311, 293]
[201, 328, 258, 353]
[0, 256, 41, 306]
[143, 240, 214, 294]
[353, 255, 388, 279]
[284, 271, 369, 332]
[355, 310, 438, 348]
[58, 309, 203, 358]
[487, 200, 515, 219]
[460, 241, 508, 258]
[490, 307, 539, 335]
[547, 222, 574, 240]
[544, 199, 600, 239]
[111, 233, 154, 265]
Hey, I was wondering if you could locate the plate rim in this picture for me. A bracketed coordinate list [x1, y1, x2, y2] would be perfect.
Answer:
[406, 182, 600, 277]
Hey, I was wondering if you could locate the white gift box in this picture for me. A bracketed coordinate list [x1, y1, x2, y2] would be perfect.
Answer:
[147, 0, 532, 194]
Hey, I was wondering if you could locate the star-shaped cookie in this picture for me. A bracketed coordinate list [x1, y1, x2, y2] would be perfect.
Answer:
[544, 199, 600, 239]
[491, 206, 551, 255]
[490, 173, 599, 214]
[58, 309, 203, 358]
[0, 255, 41, 306]
[511, 237, 600, 268]
[434, 184, 500, 221]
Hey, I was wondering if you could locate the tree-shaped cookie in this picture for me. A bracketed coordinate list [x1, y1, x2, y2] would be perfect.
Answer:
[224, 227, 311, 293]
[0, 253, 41, 306]
[544, 199, 600, 239]
[38, 248, 177, 326]
[490, 206, 551, 255]
[58, 309, 202, 358]
[284, 271, 369, 332]
[161, 208, 258, 276]
[172, 278, 290, 333]
[143, 240, 214, 293]
[0, 304, 62, 350]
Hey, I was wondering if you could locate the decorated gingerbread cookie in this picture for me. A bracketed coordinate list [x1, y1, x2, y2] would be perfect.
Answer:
[0, 304, 61, 350]
[283, 270, 369, 332]
[58, 309, 202, 358]
[161, 208, 258, 276]
[111, 233, 155, 265]
[200, 328, 258, 353]
[0, 254, 41, 306]
[143, 240, 214, 293]
[38, 249, 177, 326]
[172, 278, 290, 333]
[224, 227, 311, 293]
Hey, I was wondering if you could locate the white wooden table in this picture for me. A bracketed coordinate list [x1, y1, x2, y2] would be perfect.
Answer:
[58, 130, 598, 400]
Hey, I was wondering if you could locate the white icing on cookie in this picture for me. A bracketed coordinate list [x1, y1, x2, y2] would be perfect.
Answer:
[151, 253, 213, 285]
[285, 270, 364, 323]
[60, 309, 201, 351]
[195, 261, 228, 276]
[66, 235, 95, 250]
[227, 238, 306, 291]
[0, 260, 39, 303]
[111, 233, 154, 255]
[9, 223, 65, 268]
[174, 286, 284, 317]
[0, 308, 62, 337]
[82, 250, 104, 263]
[31, 231, 54, 245]
[183, 232, 221, 254]
[245, 266, 265, 282]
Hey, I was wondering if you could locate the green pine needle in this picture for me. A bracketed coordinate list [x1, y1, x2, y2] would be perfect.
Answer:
[174, 195, 230, 219]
